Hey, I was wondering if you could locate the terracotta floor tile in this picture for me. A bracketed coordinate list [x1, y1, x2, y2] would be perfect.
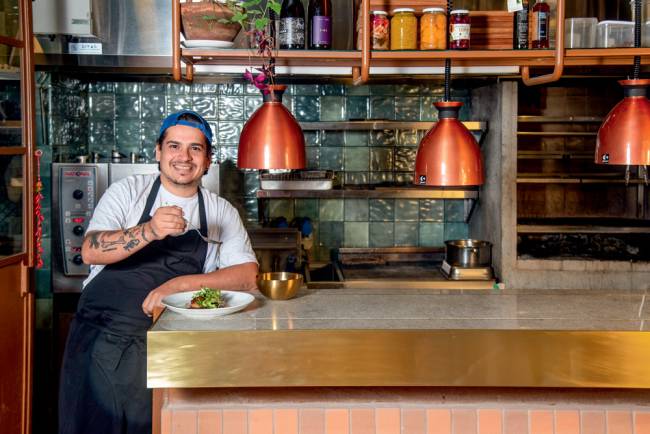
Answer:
[351, 408, 375, 434]
[403, 409, 426, 434]
[223, 409, 247, 434]
[634, 412, 650, 434]
[530, 410, 553, 434]
[582, 411, 605, 434]
[555, 410, 579, 434]
[249, 409, 273, 434]
[606, 411, 632, 434]
[275, 409, 299, 434]
[504, 410, 528, 434]
[301, 408, 325, 434]
[452, 409, 477, 434]
[427, 409, 451, 434]
[326, 409, 349, 434]
[478, 409, 502, 434]
[172, 410, 197, 434]
[198, 410, 222, 434]
[377, 408, 400, 434]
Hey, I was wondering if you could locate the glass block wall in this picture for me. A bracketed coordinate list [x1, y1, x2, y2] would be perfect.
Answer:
[38, 74, 473, 263]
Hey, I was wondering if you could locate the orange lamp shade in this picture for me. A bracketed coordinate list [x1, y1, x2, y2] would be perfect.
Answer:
[238, 85, 306, 169]
[596, 79, 650, 165]
[414, 101, 484, 186]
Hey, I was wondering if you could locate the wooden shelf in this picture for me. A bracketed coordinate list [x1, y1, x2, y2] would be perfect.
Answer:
[518, 224, 650, 234]
[256, 187, 478, 199]
[300, 121, 486, 131]
[181, 48, 650, 69]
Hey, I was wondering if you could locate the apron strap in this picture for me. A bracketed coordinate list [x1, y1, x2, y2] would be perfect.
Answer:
[138, 177, 162, 225]
[197, 188, 208, 237]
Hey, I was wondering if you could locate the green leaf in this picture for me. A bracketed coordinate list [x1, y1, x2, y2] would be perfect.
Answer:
[254, 17, 269, 30]
[232, 12, 247, 22]
[242, 0, 262, 8]
[269, 1, 281, 15]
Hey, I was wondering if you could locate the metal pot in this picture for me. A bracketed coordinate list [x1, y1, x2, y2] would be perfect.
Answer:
[444, 239, 492, 268]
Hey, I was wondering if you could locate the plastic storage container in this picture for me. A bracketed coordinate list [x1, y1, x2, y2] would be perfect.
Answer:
[564, 17, 597, 48]
[597, 21, 634, 48]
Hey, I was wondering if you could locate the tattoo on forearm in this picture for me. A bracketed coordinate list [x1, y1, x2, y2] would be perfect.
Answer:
[124, 239, 140, 251]
[148, 224, 159, 240]
[89, 232, 100, 249]
[87, 224, 150, 253]
[141, 224, 151, 243]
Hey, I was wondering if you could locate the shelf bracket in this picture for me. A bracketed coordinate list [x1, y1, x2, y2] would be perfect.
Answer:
[521, 0, 565, 86]
[172, 0, 182, 81]
[352, 0, 369, 85]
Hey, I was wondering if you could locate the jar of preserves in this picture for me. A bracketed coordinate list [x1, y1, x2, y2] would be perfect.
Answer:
[420, 7, 446, 50]
[449, 9, 470, 50]
[390, 8, 417, 50]
[371, 10, 390, 50]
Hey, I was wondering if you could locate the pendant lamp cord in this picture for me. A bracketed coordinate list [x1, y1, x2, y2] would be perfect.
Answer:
[634, 0, 641, 79]
[444, 0, 453, 102]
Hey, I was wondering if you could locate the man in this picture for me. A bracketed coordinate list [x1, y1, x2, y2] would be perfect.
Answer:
[59, 110, 258, 434]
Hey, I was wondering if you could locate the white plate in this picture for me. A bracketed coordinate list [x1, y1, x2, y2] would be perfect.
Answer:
[182, 40, 234, 49]
[162, 290, 254, 319]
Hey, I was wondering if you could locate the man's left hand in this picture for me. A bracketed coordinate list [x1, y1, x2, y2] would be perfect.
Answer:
[142, 281, 177, 317]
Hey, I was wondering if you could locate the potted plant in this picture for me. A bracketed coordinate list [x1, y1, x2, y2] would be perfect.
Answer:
[180, 0, 242, 42]
[221, 0, 282, 93]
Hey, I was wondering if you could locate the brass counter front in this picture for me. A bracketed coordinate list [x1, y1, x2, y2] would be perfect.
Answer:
[147, 329, 650, 389]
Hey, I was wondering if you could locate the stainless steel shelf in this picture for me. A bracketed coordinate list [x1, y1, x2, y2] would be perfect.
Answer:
[517, 151, 594, 160]
[518, 224, 650, 234]
[517, 175, 645, 184]
[300, 121, 487, 131]
[257, 188, 479, 199]
[517, 131, 597, 137]
[517, 116, 603, 123]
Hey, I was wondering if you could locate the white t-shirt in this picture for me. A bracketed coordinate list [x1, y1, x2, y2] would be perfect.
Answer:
[83, 174, 257, 287]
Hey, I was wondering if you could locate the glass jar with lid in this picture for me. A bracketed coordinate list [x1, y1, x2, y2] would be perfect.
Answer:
[371, 10, 390, 50]
[420, 7, 446, 50]
[390, 8, 417, 50]
[449, 9, 471, 50]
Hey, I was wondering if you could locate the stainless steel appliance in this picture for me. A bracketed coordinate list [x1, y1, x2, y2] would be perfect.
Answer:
[52, 162, 220, 292]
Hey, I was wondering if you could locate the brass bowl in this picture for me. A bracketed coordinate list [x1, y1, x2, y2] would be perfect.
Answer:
[256, 272, 303, 300]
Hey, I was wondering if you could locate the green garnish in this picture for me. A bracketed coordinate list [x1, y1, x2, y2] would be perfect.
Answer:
[191, 287, 224, 309]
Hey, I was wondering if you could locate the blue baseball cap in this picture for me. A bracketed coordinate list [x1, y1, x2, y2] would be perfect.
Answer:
[159, 110, 213, 144]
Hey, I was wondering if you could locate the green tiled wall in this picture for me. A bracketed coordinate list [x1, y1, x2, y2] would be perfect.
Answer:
[40, 74, 471, 263]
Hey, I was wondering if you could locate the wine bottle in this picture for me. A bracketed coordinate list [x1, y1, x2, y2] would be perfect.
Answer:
[530, 0, 550, 49]
[308, 0, 332, 49]
[513, 1, 529, 49]
[279, 0, 306, 50]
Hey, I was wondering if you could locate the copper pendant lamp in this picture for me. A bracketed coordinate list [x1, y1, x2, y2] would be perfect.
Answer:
[413, 0, 483, 187]
[596, 0, 650, 167]
[238, 84, 306, 169]
[596, 79, 650, 166]
[414, 101, 484, 186]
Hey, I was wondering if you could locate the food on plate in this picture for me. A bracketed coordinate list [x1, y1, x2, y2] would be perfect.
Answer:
[189, 287, 225, 309]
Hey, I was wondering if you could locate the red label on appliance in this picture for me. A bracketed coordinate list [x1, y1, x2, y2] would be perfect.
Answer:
[63, 170, 91, 177]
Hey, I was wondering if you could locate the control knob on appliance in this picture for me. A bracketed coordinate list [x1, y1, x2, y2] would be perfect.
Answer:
[72, 225, 85, 236]
[72, 189, 84, 200]
[72, 254, 83, 265]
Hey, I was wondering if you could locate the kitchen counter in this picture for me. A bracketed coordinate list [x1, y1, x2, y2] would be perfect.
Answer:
[148, 286, 650, 389]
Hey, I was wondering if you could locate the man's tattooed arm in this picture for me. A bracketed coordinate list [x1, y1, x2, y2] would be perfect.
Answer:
[81, 222, 155, 265]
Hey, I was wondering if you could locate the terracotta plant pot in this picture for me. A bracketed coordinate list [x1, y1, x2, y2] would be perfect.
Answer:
[180, 2, 241, 41]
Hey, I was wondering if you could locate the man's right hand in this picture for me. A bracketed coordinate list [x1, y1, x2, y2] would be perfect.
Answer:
[148, 206, 186, 240]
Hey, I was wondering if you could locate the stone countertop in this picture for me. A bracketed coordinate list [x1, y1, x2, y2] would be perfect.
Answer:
[151, 286, 650, 332]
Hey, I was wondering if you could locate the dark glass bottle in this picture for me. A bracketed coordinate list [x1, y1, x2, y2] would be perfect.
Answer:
[531, 0, 550, 49]
[513, 1, 529, 49]
[279, 0, 306, 49]
[308, 0, 332, 49]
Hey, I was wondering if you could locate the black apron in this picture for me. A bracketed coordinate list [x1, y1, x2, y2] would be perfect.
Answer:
[59, 177, 209, 434]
